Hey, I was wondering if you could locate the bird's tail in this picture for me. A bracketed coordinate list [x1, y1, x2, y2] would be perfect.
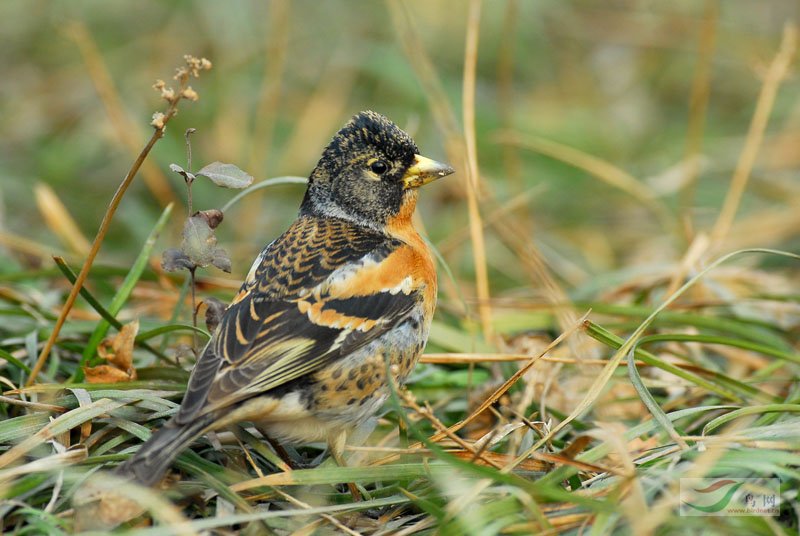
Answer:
[115, 413, 214, 487]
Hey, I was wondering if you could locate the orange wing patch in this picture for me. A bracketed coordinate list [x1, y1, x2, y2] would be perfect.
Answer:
[327, 246, 430, 299]
[297, 299, 378, 332]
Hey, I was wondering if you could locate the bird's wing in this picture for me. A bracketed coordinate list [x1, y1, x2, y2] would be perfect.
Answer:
[175, 216, 424, 422]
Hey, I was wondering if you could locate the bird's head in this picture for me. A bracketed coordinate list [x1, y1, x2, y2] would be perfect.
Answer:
[302, 111, 454, 228]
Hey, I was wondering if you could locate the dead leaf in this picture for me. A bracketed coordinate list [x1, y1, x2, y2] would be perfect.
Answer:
[88, 320, 139, 383]
[109, 320, 138, 371]
[196, 161, 254, 189]
[204, 297, 227, 334]
[169, 163, 196, 184]
[560, 435, 593, 459]
[180, 215, 230, 272]
[161, 248, 194, 272]
[83, 365, 134, 384]
[196, 209, 224, 229]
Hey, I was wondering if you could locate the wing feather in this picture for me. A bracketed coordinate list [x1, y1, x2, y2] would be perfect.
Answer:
[176, 216, 422, 421]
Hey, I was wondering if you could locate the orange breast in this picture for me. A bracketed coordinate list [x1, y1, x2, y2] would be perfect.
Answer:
[383, 191, 437, 316]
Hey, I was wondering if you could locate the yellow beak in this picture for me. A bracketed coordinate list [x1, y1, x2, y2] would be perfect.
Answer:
[402, 154, 455, 189]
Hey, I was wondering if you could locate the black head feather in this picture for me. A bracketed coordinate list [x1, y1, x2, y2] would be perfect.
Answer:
[301, 111, 421, 227]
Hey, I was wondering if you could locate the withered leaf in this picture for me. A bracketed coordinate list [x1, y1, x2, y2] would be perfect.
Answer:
[211, 247, 231, 273]
[196, 208, 224, 229]
[169, 163, 195, 183]
[204, 296, 227, 334]
[180, 215, 216, 267]
[196, 161, 254, 189]
[179, 215, 230, 272]
[84, 365, 134, 384]
[90, 320, 138, 383]
[109, 320, 138, 371]
[161, 248, 194, 272]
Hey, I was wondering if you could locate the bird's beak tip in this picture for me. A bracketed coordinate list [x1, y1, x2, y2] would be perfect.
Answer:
[402, 154, 455, 189]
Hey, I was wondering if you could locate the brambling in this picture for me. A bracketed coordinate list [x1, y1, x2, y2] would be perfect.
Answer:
[118, 110, 454, 486]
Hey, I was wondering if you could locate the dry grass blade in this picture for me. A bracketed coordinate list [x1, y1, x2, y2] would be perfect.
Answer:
[0, 395, 66, 413]
[273, 488, 364, 536]
[375, 312, 588, 466]
[421, 353, 651, 366]
[436, 186, 539, 255]
[401, 391, 503, 469]
[0, 230, 69, 261]
[709, 23, 798, 249]
[34, 183, 91, 256]
[493, 131, 674, 234]
[0, 398, 125, 468]
[0, 446, 87, 482]
[663, 232, 709, 299]
[462, 0, 494, 342]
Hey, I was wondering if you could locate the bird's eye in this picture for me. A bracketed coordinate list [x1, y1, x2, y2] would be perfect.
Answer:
[370, 160, 388, 175]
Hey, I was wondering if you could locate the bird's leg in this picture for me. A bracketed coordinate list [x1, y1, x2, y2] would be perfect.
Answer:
[267, 436, 295, 468]
[329, 429, 361, 501]
[254, 427, 295, 471]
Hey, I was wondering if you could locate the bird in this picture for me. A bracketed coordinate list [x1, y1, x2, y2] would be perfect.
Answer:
[116, 110, 454, 487]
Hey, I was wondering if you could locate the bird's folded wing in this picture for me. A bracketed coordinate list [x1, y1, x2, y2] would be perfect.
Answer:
[175, 216, 426, 421]
[204, 286, 418, 412]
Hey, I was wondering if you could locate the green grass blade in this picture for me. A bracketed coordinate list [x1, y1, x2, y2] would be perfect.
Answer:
[585, 321, 743, 402]
[626, 344, 687, 449]
[136, 324, 210, 342]
[81, 203, 173, 364]
[703, 404, 800, 434]
[638, 333, 800, 365]
[52, 257, 123, 331]
[52, 258, 175, 370]
[0, 398, 126, 469]
[0, 347, 32, 374]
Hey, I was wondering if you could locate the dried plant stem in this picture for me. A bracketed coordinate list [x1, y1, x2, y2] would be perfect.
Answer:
[189, 267, 199, 351]
[400, 390, 502, 469]
[187, 181, 193, 217]
[185, 128, 196, 215]
[0, 231, 68, 261]
[709, 24, 797, 249]
[272, 488, 363, 536]
[463, 0, 494, 342]
[27, 99, 182, 386]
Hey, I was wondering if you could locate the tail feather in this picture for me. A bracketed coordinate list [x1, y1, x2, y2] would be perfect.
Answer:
[116, 414, 214, 486]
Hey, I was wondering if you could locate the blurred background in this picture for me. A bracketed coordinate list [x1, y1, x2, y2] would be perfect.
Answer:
[2, 3, 800, 532]
[1, 0, 798, 329]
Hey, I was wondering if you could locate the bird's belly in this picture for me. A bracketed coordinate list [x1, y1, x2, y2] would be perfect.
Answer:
[253, 312, 428, 444]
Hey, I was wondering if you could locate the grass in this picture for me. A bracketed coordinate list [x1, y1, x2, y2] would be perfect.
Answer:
[1, 1, 799, 534]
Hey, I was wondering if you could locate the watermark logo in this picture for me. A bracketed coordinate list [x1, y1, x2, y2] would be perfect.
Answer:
[680, 478, 780, 516]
